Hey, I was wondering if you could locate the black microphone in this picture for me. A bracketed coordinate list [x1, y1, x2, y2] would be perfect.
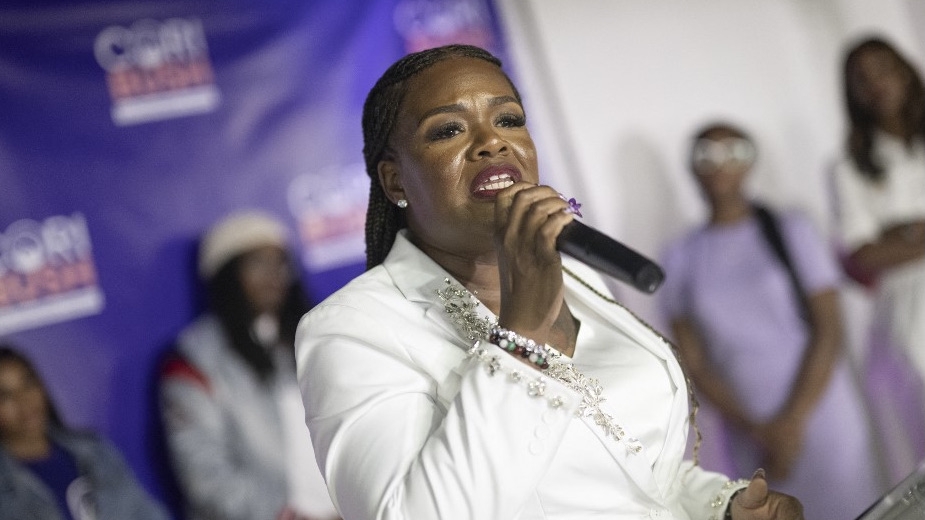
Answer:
[556, 220, 665, 294]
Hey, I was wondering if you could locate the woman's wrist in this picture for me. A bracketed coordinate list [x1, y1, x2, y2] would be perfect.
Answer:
[726, 412, 758, 437]
[901, 223, 925, 245]
[725, 488, 745, 520]
[884, 222, 925, 245]
[710, 478, 750, 520]
[723, 488, 745, 520]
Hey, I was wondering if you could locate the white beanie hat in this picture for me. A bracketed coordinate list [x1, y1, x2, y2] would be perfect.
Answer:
[198, 210, 290, 280]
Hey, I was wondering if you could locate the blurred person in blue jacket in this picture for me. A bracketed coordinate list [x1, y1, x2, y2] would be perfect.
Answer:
[0, 344, 169, 520]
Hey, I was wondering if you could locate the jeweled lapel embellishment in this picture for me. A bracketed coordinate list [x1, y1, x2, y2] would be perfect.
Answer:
[436, 278, 496, 341]
[544, 359, 643, 454]
[438, 277, 643, 454]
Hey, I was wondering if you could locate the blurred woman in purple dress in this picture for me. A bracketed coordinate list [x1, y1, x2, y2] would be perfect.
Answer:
[658, 122, 882, 519]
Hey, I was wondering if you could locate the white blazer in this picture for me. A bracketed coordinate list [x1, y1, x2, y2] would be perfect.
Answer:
[295, 231, 745, 520]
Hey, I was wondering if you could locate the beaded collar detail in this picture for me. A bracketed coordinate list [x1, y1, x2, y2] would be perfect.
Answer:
[436, 277, 643, 454]
[436, 279, 495, 341]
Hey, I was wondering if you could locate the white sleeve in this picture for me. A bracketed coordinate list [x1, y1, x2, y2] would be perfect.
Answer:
[159, 365, 280, 520]
[674, 461, 749, 520]
[296, 302, 581, 520]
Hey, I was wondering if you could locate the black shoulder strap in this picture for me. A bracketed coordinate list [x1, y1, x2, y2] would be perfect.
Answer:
[752, 204, 811, 325]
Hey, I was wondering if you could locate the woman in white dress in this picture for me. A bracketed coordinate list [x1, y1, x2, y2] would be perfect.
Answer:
[833, 36, 925, 483]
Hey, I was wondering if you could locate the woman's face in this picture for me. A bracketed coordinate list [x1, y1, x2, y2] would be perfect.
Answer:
[850, 48, 910, 125]
[691, 128, 754, 205]
[379, 57, 539, 258]
[0, 359, 49, 444]
[237, 245, 292, 316]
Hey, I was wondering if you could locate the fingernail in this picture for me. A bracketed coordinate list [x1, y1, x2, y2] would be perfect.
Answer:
[558, 194, 583, 217]
[752, 468, 766, 480]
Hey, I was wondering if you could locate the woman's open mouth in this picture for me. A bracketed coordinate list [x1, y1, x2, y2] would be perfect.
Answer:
[471, 164, 522, 199]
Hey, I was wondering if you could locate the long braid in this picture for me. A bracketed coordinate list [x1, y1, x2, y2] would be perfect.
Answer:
[361, 44, 517, 269]
[363, 180, 403, 270]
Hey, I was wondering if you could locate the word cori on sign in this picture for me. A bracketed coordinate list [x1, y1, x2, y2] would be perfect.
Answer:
[0, 213, 105, 335]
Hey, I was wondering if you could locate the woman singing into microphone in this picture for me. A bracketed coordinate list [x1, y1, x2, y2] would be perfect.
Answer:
[294, 44, 803, 520]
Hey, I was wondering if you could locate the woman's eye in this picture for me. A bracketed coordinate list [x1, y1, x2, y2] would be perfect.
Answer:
[496, 113, 526, 128]
[427, 123, 464, 141]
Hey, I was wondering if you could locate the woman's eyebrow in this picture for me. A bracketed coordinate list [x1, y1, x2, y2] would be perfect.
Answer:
[417, 96, 521, 126]
[488, 95, 519, 107]
[418, 103, 464, 125]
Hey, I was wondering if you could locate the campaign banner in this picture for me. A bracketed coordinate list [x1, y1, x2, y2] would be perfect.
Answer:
[0, 214, 104, 336]
[0, 0, 509, 515]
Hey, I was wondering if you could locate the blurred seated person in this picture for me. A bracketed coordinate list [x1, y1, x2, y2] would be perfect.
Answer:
[159, 210, 340, 520]
[0, 344, 169, 520]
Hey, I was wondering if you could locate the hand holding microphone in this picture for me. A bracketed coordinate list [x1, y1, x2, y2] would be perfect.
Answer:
[555, 195, 665, 294]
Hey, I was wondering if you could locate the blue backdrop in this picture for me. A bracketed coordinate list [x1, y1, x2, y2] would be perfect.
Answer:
[0, 0, 510, 514]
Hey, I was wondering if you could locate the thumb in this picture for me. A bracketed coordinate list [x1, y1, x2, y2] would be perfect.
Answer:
[736, 468, 770, 510]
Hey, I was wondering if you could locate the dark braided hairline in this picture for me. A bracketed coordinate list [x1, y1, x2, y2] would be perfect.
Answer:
[360, 44, 515, 269]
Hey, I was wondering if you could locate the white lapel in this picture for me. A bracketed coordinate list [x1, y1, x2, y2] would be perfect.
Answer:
[561, 257, 691, 497]
[562, 258, 678, 370]
[382, 232, 494, 407]
[383, 232, 472, 343]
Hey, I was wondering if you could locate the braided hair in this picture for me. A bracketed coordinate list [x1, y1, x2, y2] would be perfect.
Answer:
[843, 37, 925, 182]
[361, 44, 520, 269]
